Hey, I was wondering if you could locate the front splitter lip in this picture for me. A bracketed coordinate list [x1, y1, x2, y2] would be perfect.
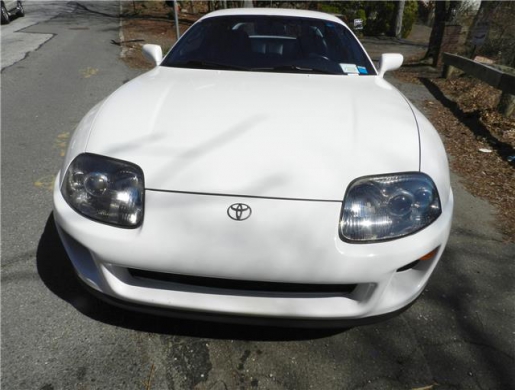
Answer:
[79, 275, 420, 329]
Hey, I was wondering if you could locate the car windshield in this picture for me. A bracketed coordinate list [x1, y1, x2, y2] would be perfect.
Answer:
[162, 15, 376, 76]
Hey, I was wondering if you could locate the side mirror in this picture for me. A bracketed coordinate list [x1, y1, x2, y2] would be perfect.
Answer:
[142, 44, 163, 67]
[377, 53, 403, 77]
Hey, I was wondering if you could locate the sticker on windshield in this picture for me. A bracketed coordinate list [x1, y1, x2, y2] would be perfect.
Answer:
[357, 66, 368, 75]
[339, 63, 359, 74]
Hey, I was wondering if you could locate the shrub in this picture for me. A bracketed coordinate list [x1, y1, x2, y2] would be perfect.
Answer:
[318, 3, 343, 15]
[362, 1, 418, 38]
[356, 8, 367, 28]
[402, 0, 419, 38]
[363, 2, 395, 36]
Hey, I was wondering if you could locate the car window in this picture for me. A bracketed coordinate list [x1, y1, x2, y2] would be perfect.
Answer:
[161, 15, 376, 76]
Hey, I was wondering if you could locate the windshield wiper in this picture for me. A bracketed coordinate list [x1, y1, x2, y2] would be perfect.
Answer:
[251, 65, 337, 75]
[171, 60, 248, 71]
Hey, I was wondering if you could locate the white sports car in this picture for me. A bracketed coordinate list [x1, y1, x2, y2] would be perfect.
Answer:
[53, 8, 453, 326]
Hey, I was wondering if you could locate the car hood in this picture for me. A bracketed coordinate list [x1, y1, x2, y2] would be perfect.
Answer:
[85, 67, 419, 201]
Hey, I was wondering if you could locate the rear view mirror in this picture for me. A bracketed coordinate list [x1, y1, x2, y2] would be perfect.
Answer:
[142, 44, 163, 67]
[378, 53, 403, 77]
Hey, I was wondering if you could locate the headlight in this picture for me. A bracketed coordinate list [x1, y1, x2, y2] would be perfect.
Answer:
[340, 173, 441, 242]
[61, 153, 144, 228]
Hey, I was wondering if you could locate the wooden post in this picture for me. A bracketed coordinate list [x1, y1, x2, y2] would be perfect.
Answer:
[498, 92, 515, 117]
[443, 64, 457, 78]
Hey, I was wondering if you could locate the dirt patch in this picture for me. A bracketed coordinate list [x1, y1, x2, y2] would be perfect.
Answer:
[432, 77, 515, 148]
[120, 2, 200, 70]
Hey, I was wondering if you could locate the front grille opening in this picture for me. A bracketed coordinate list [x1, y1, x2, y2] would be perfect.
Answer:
[128, 268, 357, 295]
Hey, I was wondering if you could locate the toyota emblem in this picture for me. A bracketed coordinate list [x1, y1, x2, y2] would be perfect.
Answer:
[227, 203, 252, 221]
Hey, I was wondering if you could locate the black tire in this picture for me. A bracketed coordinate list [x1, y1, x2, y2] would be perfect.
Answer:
[1, 4, 10, 24]
[16, 1, 24, 17]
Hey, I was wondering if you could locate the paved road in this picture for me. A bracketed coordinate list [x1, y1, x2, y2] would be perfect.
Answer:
[2, 3, 514, 390]
[1, 1, 75, 69]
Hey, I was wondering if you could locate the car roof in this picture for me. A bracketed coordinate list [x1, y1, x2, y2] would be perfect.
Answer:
[200, 8, 347, 27]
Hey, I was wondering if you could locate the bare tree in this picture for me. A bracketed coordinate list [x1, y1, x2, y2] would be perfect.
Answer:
[476, 1, 515, 66]
[424, 1, 460, 66]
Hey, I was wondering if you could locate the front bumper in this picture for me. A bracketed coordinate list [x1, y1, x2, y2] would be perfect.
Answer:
[53, 173, 453, 323]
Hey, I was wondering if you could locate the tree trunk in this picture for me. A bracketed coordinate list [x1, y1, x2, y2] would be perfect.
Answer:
[468, 1, 501, 58]
[425, 1, 446, 62]
[394, 0, 406, 38]
[424, 1, 460, 66]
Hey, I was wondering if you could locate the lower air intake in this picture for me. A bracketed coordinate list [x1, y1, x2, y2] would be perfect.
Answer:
[128, 268, 357, 295]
